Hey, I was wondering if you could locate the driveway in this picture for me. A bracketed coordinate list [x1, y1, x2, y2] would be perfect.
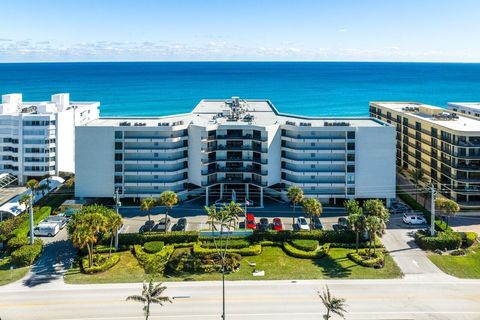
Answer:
[382, 215, 452, 279]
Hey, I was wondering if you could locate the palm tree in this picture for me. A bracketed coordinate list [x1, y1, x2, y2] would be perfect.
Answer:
[67, 208, 108, 267]
[365, 215, 382, 255]
[318, 285, 347, 320]
[435, 198, 460, 226]
[287, 185, 304, 225]
[348, 212, 366, 253]
[410, 168, 426, 201]
[363, 199, 389, 235]
[159, 191, 178, 232]
[204, 204, 219, 232]
[302, 198, 322, 228]
[25, 179, 39, 245]
[140, 197, 157, 229]
[102, 208, 123, 257]
[126, 280, 172, 320]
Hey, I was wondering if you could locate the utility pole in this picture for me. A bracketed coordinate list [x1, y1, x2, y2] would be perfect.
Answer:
[430, 184, 436, 236]
[113, 188, 121, 249]
[29, 193, 34, 245]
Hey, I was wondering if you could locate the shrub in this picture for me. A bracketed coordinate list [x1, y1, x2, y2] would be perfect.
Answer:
[329, 238, 383, 249]
[415, 230, 462, 251]
[347, 250, 384, 268]
[450, 248, 467, 256]
[118, 231, 199, 246]
[201, 239, 251, 249]
[133, 244, 174, 274]
[258, 240, 281, 247]
[290, 239, 318, 252]
[193, 243, 262, 256]
[11, 239, 43, 266]
[172, 242, 196, 248]
[251, 230, 355, 243]
[10, 206, 52, 238]
[143, 241, 164, 253]
[82, 254, 120, 274]
[460, 232, 478, 247]
[7, 236, 29, 252]
[282, 242, 329, 259]
[0, 215, 25, 242]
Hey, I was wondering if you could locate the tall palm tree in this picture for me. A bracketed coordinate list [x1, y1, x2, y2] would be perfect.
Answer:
[159, 191, 178, 232]
[365, 215, 382, 255]
[348, 212, 366, 253]
[126, 280, 172, 320]
[287, 185, 304, 225]
[302, 198, 322, 228]
[318, 285, 347, 320]
[102, 208, 123, 257]
[25, 179, 39, 245]
[204, 204, 219, 232]
[363, 199, 390, 235]
[140, 197, 157, 228]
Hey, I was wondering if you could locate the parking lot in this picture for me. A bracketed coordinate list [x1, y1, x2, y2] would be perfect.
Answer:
[118, 197, 347, 233]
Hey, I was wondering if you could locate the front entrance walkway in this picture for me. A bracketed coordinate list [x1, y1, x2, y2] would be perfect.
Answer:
[382, 215, 454, 280]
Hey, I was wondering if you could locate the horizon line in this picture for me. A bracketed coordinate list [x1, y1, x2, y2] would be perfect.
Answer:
[1, 60, 480, 64]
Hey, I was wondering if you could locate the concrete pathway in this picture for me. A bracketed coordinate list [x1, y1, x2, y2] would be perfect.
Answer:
[382, 215, 453, 280]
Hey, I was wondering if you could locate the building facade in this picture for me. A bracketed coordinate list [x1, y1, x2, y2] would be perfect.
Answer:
[76, 98, 396, 206]
[448, 102, 480, 119]
[370, 102, 480, 208]
[0, 93, 100, 184]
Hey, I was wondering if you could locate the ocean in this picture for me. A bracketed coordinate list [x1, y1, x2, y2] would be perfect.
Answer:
[0, 62, 479, 117]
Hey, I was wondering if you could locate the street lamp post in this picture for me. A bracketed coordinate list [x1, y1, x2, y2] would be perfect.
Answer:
[113, 188, 121, 249]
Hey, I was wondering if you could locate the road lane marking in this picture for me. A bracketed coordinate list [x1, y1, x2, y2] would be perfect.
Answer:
[412, 259, 419, 268]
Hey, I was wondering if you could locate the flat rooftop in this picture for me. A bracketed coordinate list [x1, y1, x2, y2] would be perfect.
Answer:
[85, 98, 387, 128]
[448, 102, 480, 111]
[371, 102, 480, 133]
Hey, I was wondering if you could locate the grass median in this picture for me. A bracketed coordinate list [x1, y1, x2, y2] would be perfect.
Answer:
[0, 258, 30, 286]
[428, 244, 480, 278]
[64, 246, 402, 284]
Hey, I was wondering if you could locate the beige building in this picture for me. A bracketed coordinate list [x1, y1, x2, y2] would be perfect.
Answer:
[370, 102, 480, 209]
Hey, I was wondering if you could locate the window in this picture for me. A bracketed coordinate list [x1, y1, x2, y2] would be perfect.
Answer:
[310, 164, 315, 168]
[347, 131, 355, 139]
[347, 165, 355, 173]
[347, 175, 355, 184]
[115, 153, 122, 161]
[310, 142, 315, 147]
[347, 143, 355, 150]
[347, 187, 355, 195]
[115, 142, 123, 150]
[347, 154, 355, 162]
[114, 165, 122, 172]
[310, 153, 315, 157]
[114, 176, 122, 183]
[114, 131, 122, 138]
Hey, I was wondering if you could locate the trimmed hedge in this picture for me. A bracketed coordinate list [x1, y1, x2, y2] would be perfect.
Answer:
[347, 250, 384, 268]
[82, 254, 120, 274]
[290, 239, 319, 252]
[118, 231, 199, 246]
[143, 241, 165, 253]
[193, 243, 262, 256]
[460, 232, 478, 247]
[94, 245, 117, 254]
[251, 230, 356, 243]
[11, 239, 43, 266]
[258, 240, 281, 247]
[201, 239, 251, 249]
[7, 236, 29, 253]
[10, 206, 52, 238]
[133, 244, 174, 274]
[282, 242, 329, 259]
[415, 230, 462, 251]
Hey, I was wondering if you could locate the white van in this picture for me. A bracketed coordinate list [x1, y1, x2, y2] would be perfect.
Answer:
[33, 223, 60, 237]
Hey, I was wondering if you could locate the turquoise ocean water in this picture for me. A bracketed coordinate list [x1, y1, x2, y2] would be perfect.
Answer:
[0, 62, 479, 117]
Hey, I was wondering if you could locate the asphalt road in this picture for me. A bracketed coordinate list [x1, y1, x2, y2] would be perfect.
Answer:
[2, 278, 480, 320]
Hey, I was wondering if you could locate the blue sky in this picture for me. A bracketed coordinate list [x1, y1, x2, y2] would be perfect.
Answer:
[1, 0, 479, 62]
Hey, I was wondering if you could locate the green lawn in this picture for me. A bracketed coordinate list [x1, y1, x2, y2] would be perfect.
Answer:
[64, 246, 402, 284]
[428, 245, 480, 278]
[0, 257, 29, 286]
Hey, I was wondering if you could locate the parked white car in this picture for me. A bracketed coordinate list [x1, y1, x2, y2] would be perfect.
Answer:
[402, 214, 427, 225]
[296, 216, 310, 231]
[33, 222, 60, 237]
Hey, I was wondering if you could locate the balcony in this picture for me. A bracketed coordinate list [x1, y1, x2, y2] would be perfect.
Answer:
[121, 136, 187, 143]
[123, 157, 186, 164]
[124, 179, 188, 187]
[281, 136, 346, 143]
[123, 146, 187, 153]
[201, 165, 267, 175]
[203, 144, 267, 153]
[216, 134, 267, 142]
[123, 168, 188, 175]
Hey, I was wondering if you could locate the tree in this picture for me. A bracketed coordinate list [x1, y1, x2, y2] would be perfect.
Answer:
[140, 197, 157, 230]
[67, 207, 108, 267]
[435, 198, 460, 226]
[287, 185, 304, 225]
[126, 280, 172, 320]
[25, 179, 39, 245]
[204, 202, 240, 319]
[318, 285, 347, 320]
[365, 215, 382, 255]
[410, 168, 427, 201]
[159, 191, 178, 232]
[302, 198, 322, 228]
[363, 199, 389, 235]
[102, 208, 123, 257]
[344, 199, 361, 216]
[348, 214, 366, 254]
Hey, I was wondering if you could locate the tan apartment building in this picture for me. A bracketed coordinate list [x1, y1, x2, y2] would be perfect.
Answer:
[370, 102, 480, 209]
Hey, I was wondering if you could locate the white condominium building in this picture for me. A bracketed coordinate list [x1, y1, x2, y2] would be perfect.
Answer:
[0, 93, 100, 184]
[448, 102, 480, 119]
[76, 98, 396, 206]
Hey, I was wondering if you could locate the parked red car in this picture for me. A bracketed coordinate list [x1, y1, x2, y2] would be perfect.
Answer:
[246, 213, 256, 229]
[272, 217, 283, 231]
